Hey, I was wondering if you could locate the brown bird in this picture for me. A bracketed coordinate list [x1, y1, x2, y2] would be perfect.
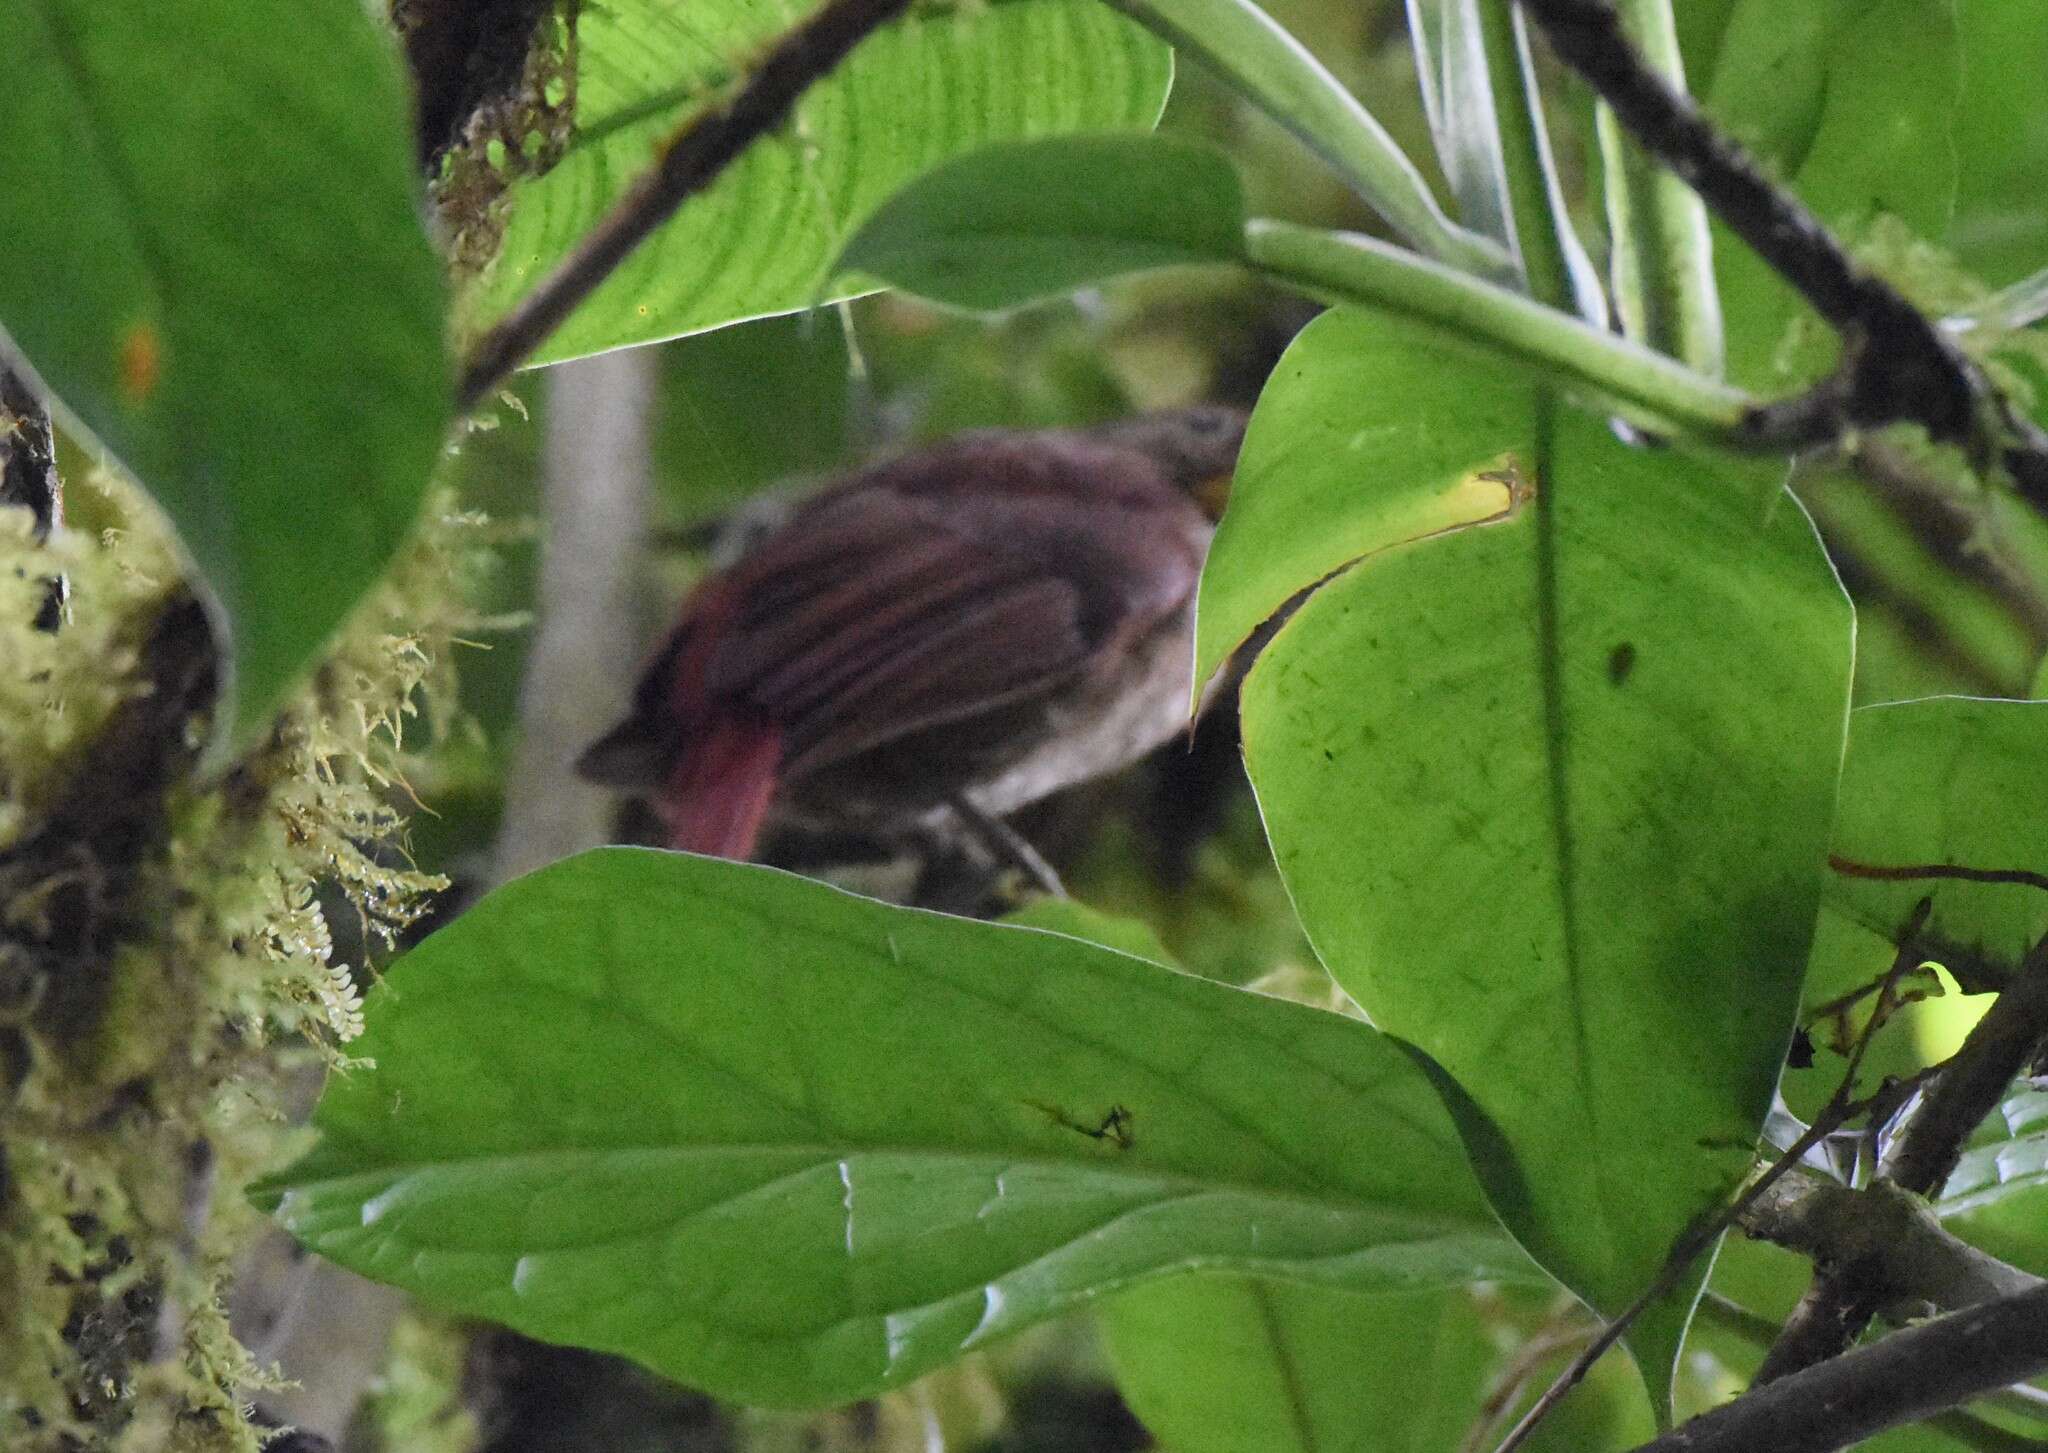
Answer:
[577, 407, 1246, 872]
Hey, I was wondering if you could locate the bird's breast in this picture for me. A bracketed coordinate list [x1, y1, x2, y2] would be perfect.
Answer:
[960, 596, 1200, 819]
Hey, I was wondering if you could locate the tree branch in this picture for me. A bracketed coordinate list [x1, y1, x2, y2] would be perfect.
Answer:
[454, 0, 913, 411]
[1631, 1283, 2048, 1453]
[1512, 0, 2048, 508]
[1696, 1294, 2048, 1453]
[1737, 1169, 2043, 1315]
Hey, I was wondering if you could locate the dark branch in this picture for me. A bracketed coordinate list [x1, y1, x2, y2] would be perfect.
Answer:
[0, 590, 217, 1044]
[0, 364, 66, 631]
[1849, 441, 2048, 649]
[394, 0, 557, 165]
[1513, 0, 2048, 508]
[454, 0, 915, 411]
[1631, 1282, 2048, 1453]
[0, 364, 62, 538]
[1756, 931, 2048, 1382]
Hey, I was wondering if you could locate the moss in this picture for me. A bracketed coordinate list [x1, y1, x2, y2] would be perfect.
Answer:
[425, 0, 578, 293]
[355, 1315, 481, 1453]
[0, 480, 500, 1450]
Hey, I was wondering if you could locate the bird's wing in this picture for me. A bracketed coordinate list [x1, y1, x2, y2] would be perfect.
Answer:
[713, 483, 1099, 776]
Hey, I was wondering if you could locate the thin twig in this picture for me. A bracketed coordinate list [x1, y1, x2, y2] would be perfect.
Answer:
[1830, 856, 2048, 898]
[1490, 904, 1931, 1453]
[1512, 0, 2048, 508]
[454, 0, 915, 411]
[1460, 1317, 1595, 1453]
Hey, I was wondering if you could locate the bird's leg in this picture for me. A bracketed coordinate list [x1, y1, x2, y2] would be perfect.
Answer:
[943, 794, 1066, 899]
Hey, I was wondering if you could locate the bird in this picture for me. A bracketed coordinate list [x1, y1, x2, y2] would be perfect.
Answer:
[576, 406, 1247, 877]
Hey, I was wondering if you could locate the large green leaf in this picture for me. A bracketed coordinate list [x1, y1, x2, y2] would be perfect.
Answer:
[1101, 1273, 1666, 1453]
[838, 135, 1246, 312]
[1705, 0, 1981, 391]
[1826, 697, 2048, 988]
[473, 0, 1172, 363]
[1099, 1276, 1500, 1453]
[1239, 387, 1853, 1407]
[257, 849, 1534, 1408]
[1949, 0, 2048, 288]
[1193, 309, 1533, 692]
[1, 0, 448, 740]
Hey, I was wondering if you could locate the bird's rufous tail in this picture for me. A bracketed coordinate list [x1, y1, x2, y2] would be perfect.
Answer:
[655, 713, 784, 859]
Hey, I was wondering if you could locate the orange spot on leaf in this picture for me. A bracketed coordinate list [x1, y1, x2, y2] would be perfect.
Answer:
[118, 323, 163, 403]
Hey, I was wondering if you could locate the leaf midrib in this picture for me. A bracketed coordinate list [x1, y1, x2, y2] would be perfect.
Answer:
[286, 1134, 1500, 1247]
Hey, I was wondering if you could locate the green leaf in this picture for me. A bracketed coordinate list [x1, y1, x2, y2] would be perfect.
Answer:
[473, 0, 1171, 363]
[259, 849, 1534, 1408]
[1826, 697, 2048, 989]
[1099, 1275, 1500, 1453]
[1670, 0, 1741, 89]
[1939, 1082, 2048, 1278]
[1193, 309, 1534, 693]
[1001, 898, 1178, 968]
[1239, 385, 1853, 1408]
[1, 0, 448, 741]
[1707, 0, 1960, 391]
[1950, 0, 2048, 287]
[1704, 2, 1855, 175]
[838, 135, 1246, 312]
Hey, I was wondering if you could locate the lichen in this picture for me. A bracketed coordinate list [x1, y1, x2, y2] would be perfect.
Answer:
[0, 474, 499, 1451]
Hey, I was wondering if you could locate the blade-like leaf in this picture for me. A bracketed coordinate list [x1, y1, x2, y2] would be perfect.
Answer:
[1103, 0, 1510, 281]
[1940, 1081, 2048, 1278]
[1239, 379, 1853, 1407]
[258, 849, 1534, 1408]
[1193, 309, 1534, 693]
[1, 0, 448, 740]
[472, 0, 1171, 363]
[1406, 0, 1514, 248]
[837, 135, 1246, 312]
[1826, 697, 2048, 988]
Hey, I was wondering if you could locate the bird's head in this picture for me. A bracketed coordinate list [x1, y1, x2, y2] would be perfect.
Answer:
[1086, 406, 1248, 520]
